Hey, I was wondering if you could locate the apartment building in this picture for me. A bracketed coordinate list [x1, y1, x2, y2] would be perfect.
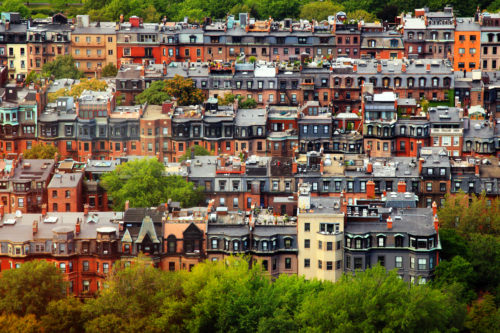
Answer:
[454, 18, 481, 72]
[47, 172, 83, 212]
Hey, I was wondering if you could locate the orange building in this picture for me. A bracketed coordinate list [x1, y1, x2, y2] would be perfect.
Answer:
[47, 173, 83, 212]
[454, 18, 481, 72]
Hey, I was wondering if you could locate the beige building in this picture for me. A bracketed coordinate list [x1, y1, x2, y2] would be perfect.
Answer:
[71, 15, 117, 78]
[297, 183, 345, 282]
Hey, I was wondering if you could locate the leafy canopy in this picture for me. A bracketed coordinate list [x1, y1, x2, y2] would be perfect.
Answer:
[101, 63, 118, 77]
[23, 144, 58, 159]
[48, 78, 108, 103]
[42, 55, 83, 80]
[300, 1, 345, 22]
[135, 80, 170, 105]
[100, 158, 204, 210]
[179, 145, 212, 162]
[164, 75, 204, 106]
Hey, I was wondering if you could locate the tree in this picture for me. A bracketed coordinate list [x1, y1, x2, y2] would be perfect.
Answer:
[218, 93, 236, 106]
[299, 1, 345, 22]
[432, 256, 476, 303]
[438, 192, 500, 236]
[23, 144, 58, 159]
[50, 0, 72, 12]
[0, 260, 65, 318]
[249, 56, 257, 63]
[298, 265, 465, 332]
[25, 71, 45, 86]
[40, 298, 84, 333]
[100, 158, 204, 210]
[101, 63, 118, 77]
[0, 0, 30, 18]
[179, 145, 212, 162]
[239, 97, 258, 109]
[135, 80, 170, 105]
[48, 78, 108, 103]
[467, 233, 500, 293]
[42, 55, 83, 80]
[0, 314, 40, 333]
[164, 75, 204, 106]
[347, 9, 377, 22]
[465, 294, 500, 333]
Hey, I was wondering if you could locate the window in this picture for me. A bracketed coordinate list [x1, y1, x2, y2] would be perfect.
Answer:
[304, 258, 310, 268]
[418, 258, 427, 270]
[426, 183, 432, 192]
[103, 263, 109, 274]
[378, 256, 385, 267]
[378, 237, 385, 247]
[326, 242, 333, 251]
[318, 260, 322, 269]
[83, 261, 89, 271]
[354, 258, 362, 269]
[304, 223, 310, 232]
[318, 240, 322, 249]
[304, 239, 310, 248]
[395, 256, 403, 268]
[83, 280, 90, 292]
[285, 258, 291, 269]
[326, 261, 333, 270]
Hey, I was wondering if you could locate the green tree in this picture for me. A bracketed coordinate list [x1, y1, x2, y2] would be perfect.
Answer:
[438, 228, 470, 261]
[300, 1, 345, 22]
[40, 298, 84, 333]
[0, 314, 40, 333]
[165, 75, 204, 106]
[298, 265, 465, 332]
[347, 9, 377, 22]
[48, 78, 108, 103]
[239, 97, 258, 109]
[218, 93, 236, 106]
[249, 56, 257, 63]
[467, 233, 500, 293]
[50, 0, 72, 12]
[0, 0, 30, 18]
[101, 63, 118, 77]
[179, 145, 212, 162]
[100, 158, 204, 210]
[0, 260, 65, 318]
[23, 144, 58, 159]
[42, 55, 83, 80]
[432, 256, 476, 303]
[465, 294, 500, 333]
[25, 70, 45, 86]
[135, 80, 170, 105]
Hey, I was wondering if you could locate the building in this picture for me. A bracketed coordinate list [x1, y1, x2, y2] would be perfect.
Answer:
[454, 17, 480, 72]
[47, 172, 83, 212]
[297, 183, 345, 282]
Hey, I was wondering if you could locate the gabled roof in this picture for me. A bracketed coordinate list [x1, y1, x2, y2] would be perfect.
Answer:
[135, 216, 160, 244]
[121, 229, 133, 243]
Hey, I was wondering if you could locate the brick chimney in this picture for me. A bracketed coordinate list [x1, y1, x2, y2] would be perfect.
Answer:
[41, 204, 47, 216]
[241, 162, 246, 174]
[387, 215, 393, 229]
[432, 201, 437, 217]
[83, 204, 89, 216]
[433, 216, 439, 232]
[418, 157, 424, 174]
[75, 218, 81, 234]
[475, 163, 480, 177]
[124, 200, 130, 211]
[401, 63, 406, 72]
[366, 162, 373, 174]
[292, 160, 298, 174]
[32, 220, 38, 234]
[366, 180, 375, 198]
[320, 159, 324, 174]
[353, 63, 358, 72]
[397, 180, 406, 193]
[377, 63, 382, 72]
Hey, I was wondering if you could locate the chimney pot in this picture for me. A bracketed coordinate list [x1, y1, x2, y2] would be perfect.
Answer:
[124, 200, 130, 211]
[387, 216, 393, 229]
[83, 204, 89, 216]
[41, 204, 47, 216]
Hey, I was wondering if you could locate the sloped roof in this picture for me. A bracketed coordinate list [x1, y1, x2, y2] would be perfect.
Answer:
[121, 229, 133, 243]
[135, 216, 160, 244]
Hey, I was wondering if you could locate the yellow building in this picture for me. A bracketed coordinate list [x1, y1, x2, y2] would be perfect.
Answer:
[6, 43, 28, 81]
[1, 13, 28, 81]
[297, 184, 345, 282]
[71, 15, 117, 78]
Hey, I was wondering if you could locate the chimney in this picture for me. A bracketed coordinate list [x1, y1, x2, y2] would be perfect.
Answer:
[241, 162, 246, 174]
[475, 163, 480, 177]
[426, 63, 431, 72]
[387, 215, 393, 229]
[41, 204, 47, 216]
[366, 162, 373, 173]
[124, 200, 130, 211]
[432, 201, 437, 217]
[366, 180, 375, 198]
[433, 216, 439, 232]
[401, 63, 406, 72]
[120, 14, 124, 23]
[377, 63, 382, 72]
[353, 63, 358, 72]
[319, 159, 324, 174]
[418, 157, 424, 174]
[292, 161, 298, 174]
[32, 220, 38, 234]
[397, 180, 406, 193]
[6, 20, 10, 31]
[75, 218, 81, 234]
[83, 204, 89, 216]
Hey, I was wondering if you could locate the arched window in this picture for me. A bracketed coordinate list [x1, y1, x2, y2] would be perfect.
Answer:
[407, 77, 414, 88]
[167, 235, 176, 254]
[419, 77, 426, 87]
[369, 40, 376, 47]
[432, 77, 439, 87]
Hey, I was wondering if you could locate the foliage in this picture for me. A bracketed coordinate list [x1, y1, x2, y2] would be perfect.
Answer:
[23, 143, 58, 159]
[0, 0, 31, 18]
[25, 70, 45, 86]
[420, 97, 429, 113]
[249, 56, 257, 63]
[465, 294, 500, 333]
[48, 78, 108, 103]
[299, 265, 465, 332]
[42, 55, 84, 80]
[0, 314, 40, 333]
[218, 93, 236, 106]
[179, 145, 212, 162]
[238, 97, 258, 109]
[438, 191, 500, 235]
[432, 256, 476, 303]
[165, 75, 204, 106]
[101, 63, 118, 77]
[100, 158, 205, 210]
[40, 298, 85, 333]
[135, 80, 170, 105]
[347, 9, 377, 22]
[299, 1, 344, 22]
[0, 260, 65, 318]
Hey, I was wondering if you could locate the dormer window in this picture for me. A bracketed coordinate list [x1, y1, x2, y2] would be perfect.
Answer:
[377, 236, 385, 247]
[368, 40, 376, 47]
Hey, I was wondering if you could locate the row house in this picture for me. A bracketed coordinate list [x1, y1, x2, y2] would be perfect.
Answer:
[419, 147, 451, 207]
[298, 101, 332, 153]
[344, 194, 440, 284]
[160, 23, 204, 64]
[401, 7, 454, 59]
[360, 31, 405, 60]
[450, 157, 500, 200]
[47, 172, 83, 213]
[266, 106, 298, 157]
[0, 156, 55, 214]
[479, 12, 500, 71]
[206, 208, 298, 278]
[234, 107, 267, 156]
[331, 61, 362, 114]
[27, 14, 71, 73]
[115, 63, 166, 105]
[0, 209, 123, 297]
[71, 16, 117, 78]
[116, 16, 161, 66]
[462, 118, 500, 157]
[0, 13, 28, 81]
[454, 18, 481, 72]
[429, 106, 463, 157]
